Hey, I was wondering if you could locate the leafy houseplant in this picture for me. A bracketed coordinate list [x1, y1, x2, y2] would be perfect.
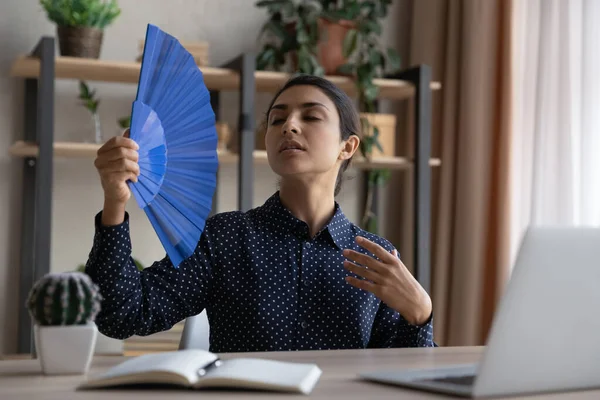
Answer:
[77, 81, 137, 143]
[256, 0, 400, 233]
[78, 80, 103, 143]
[40, 0, 121, 58]
[26, 272, 103, 375]
[329, 0, 399, 233]
[256, 0, 346, 76]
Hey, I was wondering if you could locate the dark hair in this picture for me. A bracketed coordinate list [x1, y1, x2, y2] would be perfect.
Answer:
[265, 74, 361, 196]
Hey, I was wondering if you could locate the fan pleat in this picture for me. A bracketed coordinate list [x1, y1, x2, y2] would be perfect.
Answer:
[143, 204, 198, 267]
[145, 195, 204, 260]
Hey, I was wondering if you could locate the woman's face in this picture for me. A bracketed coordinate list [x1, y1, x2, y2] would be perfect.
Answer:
[265, 85, 352, 180]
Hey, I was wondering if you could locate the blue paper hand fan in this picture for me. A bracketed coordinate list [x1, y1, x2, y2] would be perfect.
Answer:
[127, 23, 218, 268]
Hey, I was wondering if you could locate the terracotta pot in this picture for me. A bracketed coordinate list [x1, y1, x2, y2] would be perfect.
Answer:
[287, 18, 355, 75]
[57, 26, 104, 59]
[317, 18, 355, 75]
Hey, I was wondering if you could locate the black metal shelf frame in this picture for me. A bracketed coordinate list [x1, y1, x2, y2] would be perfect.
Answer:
[15, 37, 432, 354]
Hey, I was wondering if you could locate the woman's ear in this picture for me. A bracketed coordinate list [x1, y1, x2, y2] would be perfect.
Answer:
[339, 135, 360, 161]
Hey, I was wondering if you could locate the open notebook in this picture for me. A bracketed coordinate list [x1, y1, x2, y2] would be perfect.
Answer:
[78, 349, 322, 395]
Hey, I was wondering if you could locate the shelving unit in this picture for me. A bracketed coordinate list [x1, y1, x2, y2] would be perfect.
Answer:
[11, 55, 441, 99]
[8, 140, 441, 169]
[9, 36, 440, 354]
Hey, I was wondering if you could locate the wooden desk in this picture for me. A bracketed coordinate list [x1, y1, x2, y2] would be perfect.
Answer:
[0, 347, 597, 399]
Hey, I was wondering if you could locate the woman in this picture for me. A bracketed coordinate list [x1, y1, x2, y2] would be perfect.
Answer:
[86, 74, 434, 352]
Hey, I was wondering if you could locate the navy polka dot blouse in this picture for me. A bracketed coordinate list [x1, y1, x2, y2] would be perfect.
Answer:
[85, 191, 434, 352]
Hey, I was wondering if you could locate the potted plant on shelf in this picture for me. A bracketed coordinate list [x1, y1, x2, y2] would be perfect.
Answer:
[255, 0, 400, 233]
[26, 271, 103, 375]
[78, 80, 103, 143]
[39, 0, 121, 59]
[256, 0, 351, 76]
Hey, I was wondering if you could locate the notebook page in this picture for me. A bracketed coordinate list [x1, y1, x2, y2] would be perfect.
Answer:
[198, 358, 322, 394]
[91, 350, 218, 385]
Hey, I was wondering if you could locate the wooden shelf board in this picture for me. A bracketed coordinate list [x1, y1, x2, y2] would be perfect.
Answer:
[10, 55, 441, 100]
[9, 140, 441, 170]
[123, 350, 173, 356]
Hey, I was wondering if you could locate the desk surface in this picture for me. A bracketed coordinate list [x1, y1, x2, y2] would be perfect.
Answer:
[1, 346, 598, 399]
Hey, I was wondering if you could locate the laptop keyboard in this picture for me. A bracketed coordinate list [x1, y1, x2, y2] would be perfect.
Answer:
[418, 374, 476, 386]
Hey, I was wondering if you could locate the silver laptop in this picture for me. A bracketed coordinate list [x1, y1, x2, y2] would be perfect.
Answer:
[360, 227, 600, 398]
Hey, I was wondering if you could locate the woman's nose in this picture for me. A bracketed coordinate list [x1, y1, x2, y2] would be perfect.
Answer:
[282, 119, 299, 135]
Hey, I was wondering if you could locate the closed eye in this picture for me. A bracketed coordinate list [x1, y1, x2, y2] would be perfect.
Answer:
[270, 118, 285, 125]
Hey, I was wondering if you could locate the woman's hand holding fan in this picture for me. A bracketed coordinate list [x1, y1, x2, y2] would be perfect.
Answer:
[94, 131, 141, 225]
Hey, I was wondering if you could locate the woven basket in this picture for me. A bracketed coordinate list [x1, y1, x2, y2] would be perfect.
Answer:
[359, 113, 397, 158]
[57, 26, 104, 58]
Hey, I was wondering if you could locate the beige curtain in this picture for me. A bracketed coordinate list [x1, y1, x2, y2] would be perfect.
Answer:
[383, 0, 513, 346]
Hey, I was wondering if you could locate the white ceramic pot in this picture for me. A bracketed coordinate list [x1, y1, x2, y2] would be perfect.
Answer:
[34, 323, 97, 375]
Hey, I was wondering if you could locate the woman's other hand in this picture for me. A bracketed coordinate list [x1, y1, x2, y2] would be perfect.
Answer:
[343, 236, 433, 326]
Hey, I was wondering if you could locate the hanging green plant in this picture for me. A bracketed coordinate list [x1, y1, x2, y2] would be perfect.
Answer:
[255, 0, 402, 234]
[256, 0, 324, 75]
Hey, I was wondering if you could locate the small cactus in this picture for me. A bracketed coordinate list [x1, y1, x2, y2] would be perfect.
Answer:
[26, 272, 103, 326]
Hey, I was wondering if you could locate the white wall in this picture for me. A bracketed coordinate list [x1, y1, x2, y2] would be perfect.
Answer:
[0, 0, 405, 354]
